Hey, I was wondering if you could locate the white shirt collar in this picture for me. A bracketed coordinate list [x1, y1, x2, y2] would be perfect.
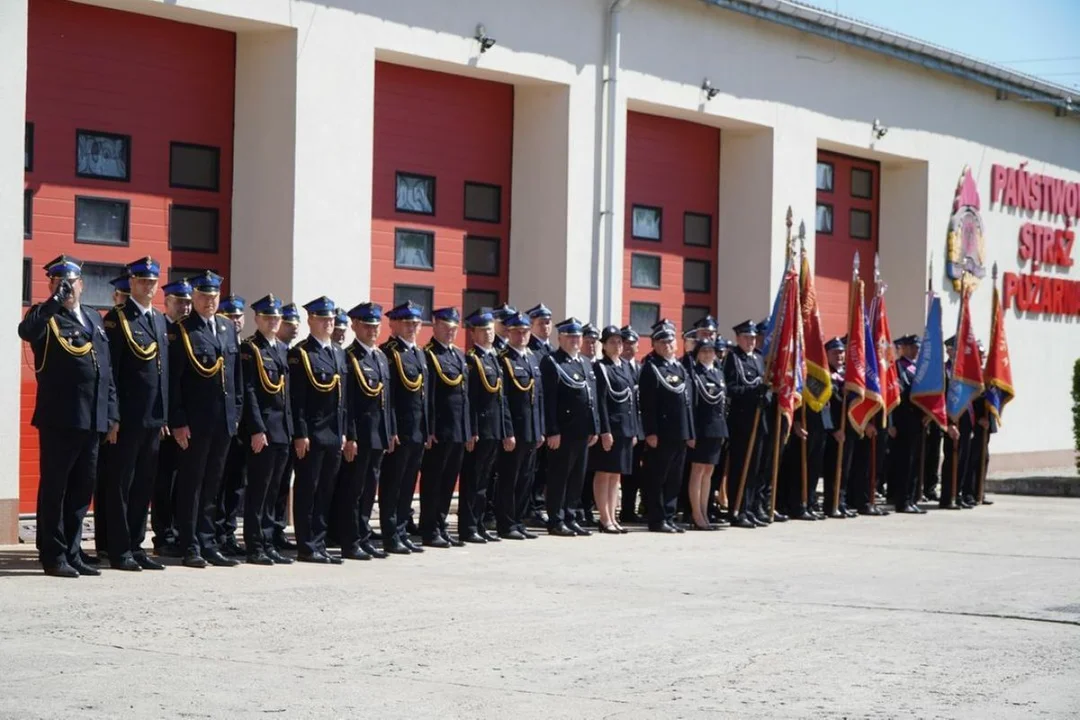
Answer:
[259, 330, 277, 347]
[313, 335, 332, 350]
[357, 339, 376, 354]
[130, 297, 152, 316]
[395, 335, 415, 349]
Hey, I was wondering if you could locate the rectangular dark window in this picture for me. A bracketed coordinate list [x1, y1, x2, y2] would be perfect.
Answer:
[394, 229, 435, 270]
[75, 129, 130, 182]
[24, 189, 33, 239]
[850, 209, 873, 239]
[630, 253, 661, 289]
[815, 203, 833, 235]
[816, 161, 834, 192]
[395, 172, 435, 215]
[393, 284, 434, 322]
[464, 182, 501, 223]
[682, 305, 710, 333]
[80, 261, 126, 309]
[25, 123, 33, 172]
[170, 142, 220, 191]
[169, 205, 219, 253]
[463, 289, 499, 316]
[684, 212, 711, 247]
[168, 266, 214, 284]
[684, 259, 711, 293]
[22, 258, 31, 306]
[851, 168, 873, 199]
[628, 302, 660, 335]
[464, 235, 500, 276]
[75, 196, 129, 246]
[631, 205, 662, 241]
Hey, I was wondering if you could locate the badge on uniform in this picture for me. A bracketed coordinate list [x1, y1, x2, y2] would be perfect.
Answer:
[573, 373, 581, 380]
[667, 375, 681, 384]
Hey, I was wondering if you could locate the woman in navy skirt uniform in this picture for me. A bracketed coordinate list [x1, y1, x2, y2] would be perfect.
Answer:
[687, 339, 728, 530]
[591, 326, 640, 533]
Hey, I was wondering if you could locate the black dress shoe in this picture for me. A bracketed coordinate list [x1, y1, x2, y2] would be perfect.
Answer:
[273, 536, 298, 551]
[461, 532, 487, 544]
[44, 562, 80, 578]
[980, 497, 994, 505]
[648, 524, 677, 534]
[772, 512, 789, 523]
[341, 547, 372, 560]
[598, 524, 621, 535]
[405, 520, 421, 536]
[844, 509, 859, 518]
[961, 495, 976, 508]
[133, 554, 165, 570]
[667, 522, 686, 534]
[359, 541, 388, 559]
[517, 527, 539, 539]
[326, 553, 344, 565]
[858, 505, 883, 516]
[205, 550, 240, 567]
[182, 553, 207, 568]
[384, 539, 412, 555]
[445, 533, 465, 548]
[247, 551, 274, 566]
[792, 511, 817, 521]
[70, 557, 102, 576]
[754, 513, 772, 525]
[297, 552, 331, 564]
[479, 529, 501, 543]
[221, 538, 246, 557]
[113, 556, 142, 572]
[939, 502, 962, 510]
[912, 504, 927, 514]
[731, 516, 756, 528]
[79, 551, 101, 566]
[548, 524, 576, 537]
[266, 548, 295, 564]
[499, 529, 526, 540]
[524, 513, 548, 529]
[422, 535, 451, 549]
[402, 538, 425, 553]
[925, 490, 940, 502]
[567, 521, 592, 537]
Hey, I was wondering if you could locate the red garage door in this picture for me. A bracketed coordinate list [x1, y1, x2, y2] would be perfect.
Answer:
[371, 62, 513, 344]
[21, 0, 235, 512]
[814, 150, 880, 338]
[623, 112, 719, 353]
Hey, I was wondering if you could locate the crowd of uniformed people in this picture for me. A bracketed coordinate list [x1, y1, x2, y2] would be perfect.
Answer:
[19, 255, 994, 577]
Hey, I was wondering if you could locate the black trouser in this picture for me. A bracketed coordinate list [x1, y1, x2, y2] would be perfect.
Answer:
[545, 436, 590, 526]
[924, 424, 942, 497]
[646, 440, 687, 529]
[36, 427, 99, 568]
[499, 440, 537, 535]
[175, 428, 233, 556]
[94, 441, 110, 555]
[778, 433, 806, 516]
[460, 439, 501, 537]
[822, 430, 855, 513]
[107, 425, 162, 561]
[941, 430, 972, 505]
[216, 437, 246, 543]
[621, 442, 646, 516]
[965, 426, 988, 500]
[420, 440, 464, 541]
[757, 416, 788, 517]
[272, 452, 294, 541]
[727, 414, 767, 520]
[380, 441, 424, 542]
[336, 445, 384, 552]
[152, 435, 179, 548]
[528, 447, 548, 516]
[847, 430, 873, 510]
[577, 459, 595, 520]
[293, 444, 342, 557]
[888, 421, 918, 509]
[244, 443, 290, 554]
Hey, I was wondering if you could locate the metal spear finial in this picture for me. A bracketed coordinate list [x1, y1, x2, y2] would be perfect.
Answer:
[853, 251, 861, 275]
[992, 261, 998, 281]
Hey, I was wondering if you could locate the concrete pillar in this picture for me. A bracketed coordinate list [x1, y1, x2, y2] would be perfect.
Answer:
[0, 0, 28, 543]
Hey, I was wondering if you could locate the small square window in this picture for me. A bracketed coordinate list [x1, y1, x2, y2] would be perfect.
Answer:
[80, 261, 127, 309]
[851, 168, 873, 199]
[631, 205, 661, 241]
[76, 129, 130, 181]
[394, 229, 435, 270]
[393, 284, 434, 322]
[24, 189, 33, 239]
[464, 182, 501, 223]
[169, 266, 215, 284]
[816, 162, 834, 192]
[463, 289, 499, 316]
[850, 209, 873, 239]
[170, 142, 220, 191]
[682, 305, 710, 333]
[815, 203, 834, 235]
[630, 253, 661, 289]
[684, 259, 711, 293]
[629, 302, 660, 334]
[169, 205, 219, 253]
[396, 172, 435, 215]
[22, 258, 31, 306]
[464, 235, 500, 276]
[75, 196, 129, 246]
[684, 212, 711, 247]
[25, 123, 33, 172]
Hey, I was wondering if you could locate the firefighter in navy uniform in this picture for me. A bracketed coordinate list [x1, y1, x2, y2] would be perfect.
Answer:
[822, 336, 856, 518]
[169, 271, 244, 568]
[419, 307, 471, 548]
[19, 256, 118, 577]
[618, 326, 646, 524]
[497, 312, 545, 540]
[940, 336, 969, 510]
[379, 301, 430, 555]
[724, 320, 769, 528]
[271, 302, 301, 551]
[238, 294, 295, 566]
[152, 278, 192, 556]
[639, 321, 695, 533]
[339, 302, 394, 561]
[288, 296, 347, 564]
[524, 302, 554, 528]
[491, 303, 517, 353]
[889, 335, 926, 514]
[540, 318, 599, 537]
[216, 294, 248, 557]
[577, 322, 602, 526]
[458, 309, 514, 542]
[101, 256, 170, 572]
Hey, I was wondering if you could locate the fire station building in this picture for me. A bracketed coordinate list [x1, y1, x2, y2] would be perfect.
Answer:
[2, 0, 1078, 541]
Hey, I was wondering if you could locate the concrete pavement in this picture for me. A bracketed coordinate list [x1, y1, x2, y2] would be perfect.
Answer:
[1, 495, 1078, 719]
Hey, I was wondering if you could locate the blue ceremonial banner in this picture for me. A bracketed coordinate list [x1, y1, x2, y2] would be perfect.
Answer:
[760, 280, 783, 360]
[946, 292, 985, 423]
[861, 308, 882, 403]
[911, 294, 947, 427]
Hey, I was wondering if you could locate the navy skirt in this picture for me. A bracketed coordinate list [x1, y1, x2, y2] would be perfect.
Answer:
[688, 437, 724, 466]
[590, 436, 634, 475]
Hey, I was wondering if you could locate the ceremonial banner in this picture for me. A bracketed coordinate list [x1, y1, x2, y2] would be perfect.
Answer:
[983, 282, 1015, 423]
[764, 265, 803, 432]
[800, 250, 832, 412]
[911, 294, 948, 429]
[870, 293, 901, 420]
[946, 291, 985, 423]
[849, 299, 884, 434]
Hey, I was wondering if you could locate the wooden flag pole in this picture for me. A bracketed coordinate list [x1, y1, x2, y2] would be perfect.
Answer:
[768, 400, 783, 516]
[831, 251, 859, 513]
[798, 223, 809, 511]
[950, 434, 960, 505]
[733, 408, 760, 518]
[766, 210, 796, 518]
[976, 262, 998, 504]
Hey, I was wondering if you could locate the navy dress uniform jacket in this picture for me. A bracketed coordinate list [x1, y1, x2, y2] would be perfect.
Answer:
[690, 362, 729, 439]
[500, 346, 545, 443]
[425, 340, 472, 443]
[639, 353, 695, 441]
[168, 313, 243, 436]
[540, 349, 600, 440]
[103, 298, 169, 428]
[240, 333, 294, 444]
[467, 346, 513, 440]
[344, 341, 395, 450]
[593, 357, 641, 439]
[381, 337, 431, 445]
[288, 337, 347, 448]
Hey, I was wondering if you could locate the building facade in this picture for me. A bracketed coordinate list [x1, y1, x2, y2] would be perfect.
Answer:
[2, 0, 1078, 541]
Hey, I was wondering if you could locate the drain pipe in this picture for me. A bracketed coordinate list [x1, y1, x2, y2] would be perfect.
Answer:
[599, 0, 631, 325]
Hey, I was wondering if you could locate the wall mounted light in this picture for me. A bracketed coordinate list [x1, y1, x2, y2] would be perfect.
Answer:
[872, 117, 889, 140]
[702, 78, 719, 101]
[475, 24, 496, 53]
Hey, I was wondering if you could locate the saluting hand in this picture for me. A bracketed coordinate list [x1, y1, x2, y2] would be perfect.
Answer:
[251, 432, 268, 455]
[294, 437, 310, 460]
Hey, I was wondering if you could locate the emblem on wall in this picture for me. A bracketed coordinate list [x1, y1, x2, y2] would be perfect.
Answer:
[946, 166, 987, 292]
